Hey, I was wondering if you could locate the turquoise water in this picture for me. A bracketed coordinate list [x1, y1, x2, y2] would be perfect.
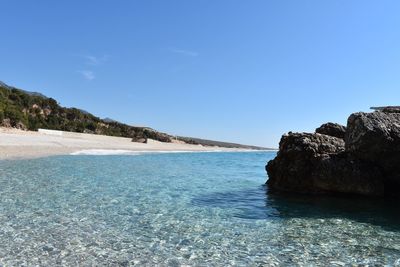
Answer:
[0, 152, 400, 266]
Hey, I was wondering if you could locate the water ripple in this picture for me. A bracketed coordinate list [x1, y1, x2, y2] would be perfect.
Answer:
[0, 152, 399, 266]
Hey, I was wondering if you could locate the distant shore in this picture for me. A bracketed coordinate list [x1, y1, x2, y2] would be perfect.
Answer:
[0, 127, 266, 160]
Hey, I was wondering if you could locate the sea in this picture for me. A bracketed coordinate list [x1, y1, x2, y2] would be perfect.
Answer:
[0, 151, 399, 266]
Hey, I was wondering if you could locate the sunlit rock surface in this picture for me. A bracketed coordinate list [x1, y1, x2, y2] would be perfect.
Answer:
[267, 108, 400, 197]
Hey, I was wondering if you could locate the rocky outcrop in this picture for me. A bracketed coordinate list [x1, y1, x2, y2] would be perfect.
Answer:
[266, 108, 400, 197]
[315, 123, 346, 139]
[15, 122, 27, 130]
[345, 110, 400, 195]
[0, 119, 26, 130]
[1, 119, 12, 128]
[132, 137, 147, 143]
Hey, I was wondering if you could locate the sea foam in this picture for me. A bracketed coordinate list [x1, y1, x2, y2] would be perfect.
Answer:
[70, 149, 141, 155]
[70, 149, 205, 156]
[69, 149, 266, 156]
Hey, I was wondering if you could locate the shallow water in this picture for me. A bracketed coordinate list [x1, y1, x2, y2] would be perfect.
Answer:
[0, 152, 399, 266]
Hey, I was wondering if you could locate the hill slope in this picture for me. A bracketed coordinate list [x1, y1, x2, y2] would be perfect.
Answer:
[0, 81, 269, 149]
[0, 82, 171, 142]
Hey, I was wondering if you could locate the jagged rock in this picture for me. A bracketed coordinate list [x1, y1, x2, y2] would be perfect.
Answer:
[315, 123, 346, 139]
[371, 106, 400, 113]
[0, 119, 26, 130]
[15, 122, 27, 130]
[142, 129, 171, 143]
[266, 109, 400, 197]
[312, 154, 384, 196]
[346, 111, 400, 193]
[83, 129, 95, 134]
[132, 138, 147, 143]
[1, 119, 12, 128]
[345, 111, 400, 157]
[266, 132, 384, 196]
[382, 107, 400, 113]
[266, 132, 343, 193]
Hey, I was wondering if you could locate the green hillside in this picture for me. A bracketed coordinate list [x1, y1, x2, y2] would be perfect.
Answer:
[0, 81, 270, 149]
[0, 82, 172, 142]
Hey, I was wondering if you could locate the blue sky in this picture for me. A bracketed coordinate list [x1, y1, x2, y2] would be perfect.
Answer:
[1, 1, 399, 147]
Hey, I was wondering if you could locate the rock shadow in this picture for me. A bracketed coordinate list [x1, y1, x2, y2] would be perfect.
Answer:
[192, 185, 400, 231]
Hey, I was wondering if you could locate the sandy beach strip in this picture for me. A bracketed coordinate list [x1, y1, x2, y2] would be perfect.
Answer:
[0, 128, 252, 160]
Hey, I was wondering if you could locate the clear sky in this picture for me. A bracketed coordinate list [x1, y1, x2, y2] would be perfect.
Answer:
[1, 1, 399, 147]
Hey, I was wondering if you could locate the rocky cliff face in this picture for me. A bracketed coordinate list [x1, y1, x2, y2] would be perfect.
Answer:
[266, 108, 400, 197]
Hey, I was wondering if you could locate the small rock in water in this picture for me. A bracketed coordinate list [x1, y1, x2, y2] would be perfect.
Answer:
[118, 259, 130, 266]
[42, 245, 54, 252]
[179, 239, 191, 246]
[167, 258, 181, 267]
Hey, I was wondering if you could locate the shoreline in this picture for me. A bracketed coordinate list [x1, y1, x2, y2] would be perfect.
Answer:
[0, 127, 269, 160]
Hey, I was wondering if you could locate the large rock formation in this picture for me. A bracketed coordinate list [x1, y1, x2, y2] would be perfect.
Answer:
[266, 108, 400, 197]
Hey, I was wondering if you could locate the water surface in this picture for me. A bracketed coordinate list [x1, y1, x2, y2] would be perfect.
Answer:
[0, 152, 399, 266]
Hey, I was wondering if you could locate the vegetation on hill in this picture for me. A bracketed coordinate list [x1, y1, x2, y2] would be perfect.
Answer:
[0, 81, 270, 149]
[0, 82, 172, 142]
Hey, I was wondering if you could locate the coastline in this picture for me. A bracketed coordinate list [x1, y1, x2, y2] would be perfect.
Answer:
[0, 127, 263, 160]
